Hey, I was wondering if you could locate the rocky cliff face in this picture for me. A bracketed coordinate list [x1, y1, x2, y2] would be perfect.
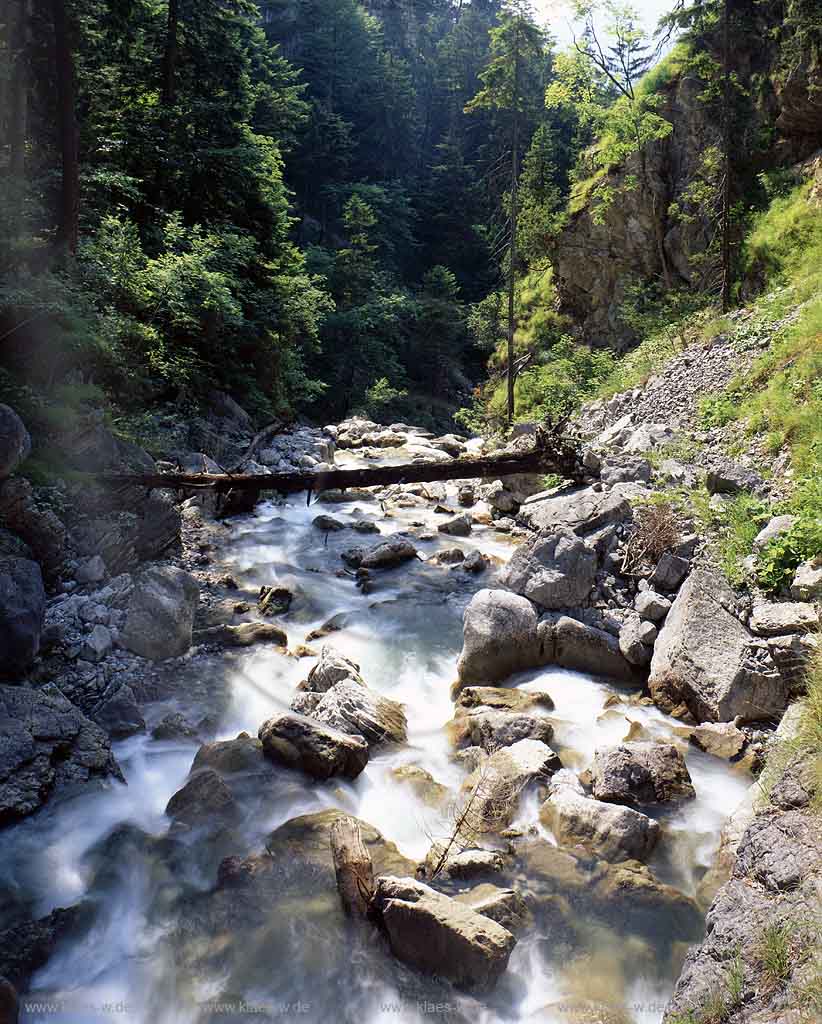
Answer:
[552, 27, 822, 349]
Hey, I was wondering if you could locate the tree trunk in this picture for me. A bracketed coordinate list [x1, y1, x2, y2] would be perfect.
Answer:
[506, 21, 522, 426]
[51, 0, 78, 256]
[8, 0, 29, 184]
[161, 0, 180, 106]
[721, 0, 732, 312]
[330, 817, 374, 918]
[102, 432, 583, 503]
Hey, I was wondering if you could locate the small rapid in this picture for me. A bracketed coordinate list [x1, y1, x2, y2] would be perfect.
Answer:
[1, 454, 753, 1024]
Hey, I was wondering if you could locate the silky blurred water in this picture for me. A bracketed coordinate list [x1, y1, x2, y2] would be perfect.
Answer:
[2, 469, 752, 1024]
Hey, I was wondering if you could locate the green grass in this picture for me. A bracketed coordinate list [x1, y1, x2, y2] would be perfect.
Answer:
[759, 923, 794, 991]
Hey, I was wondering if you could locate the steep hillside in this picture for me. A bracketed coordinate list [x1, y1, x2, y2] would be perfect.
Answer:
[551, 7, 822, 348]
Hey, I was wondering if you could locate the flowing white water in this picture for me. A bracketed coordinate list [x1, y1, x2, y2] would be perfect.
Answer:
[2, 465, 752, 1024]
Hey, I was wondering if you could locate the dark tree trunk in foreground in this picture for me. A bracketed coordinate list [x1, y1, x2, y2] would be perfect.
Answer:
[162, 0, 180, 106]
[721, 0, 732, 312]
[51, 0, 78, 255]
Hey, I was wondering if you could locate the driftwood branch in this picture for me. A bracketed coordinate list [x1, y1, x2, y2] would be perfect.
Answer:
[102, 428, 583, 502]
[330, 816, 374, 917]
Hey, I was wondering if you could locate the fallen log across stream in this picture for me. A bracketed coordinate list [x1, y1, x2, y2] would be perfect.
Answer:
[102, 427, 583, 515]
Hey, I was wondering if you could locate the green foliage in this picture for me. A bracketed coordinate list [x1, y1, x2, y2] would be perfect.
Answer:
[360, 377, 408, 420]
[755, 475, 822, 594]
[759, 923, 794, 990]
[698, 393, 738, 429]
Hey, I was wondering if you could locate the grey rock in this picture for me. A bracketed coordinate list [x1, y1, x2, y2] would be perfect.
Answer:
[463, 738, 562, 828]
[752, 515, 797, 552]
[92, 684, 145, 739]
[600, 457, 652, 485]
[498, 527, 597, 609]
[343, 538, 418, 570]
[657, 459, 700, 488]
[151, 712, 201, 742]
[519, 485, 632, 536]
[634, 590, 671, 622]
[0, 683, 123, 824]
[0, 405, 31, 480]
[790, 558, 822, 601]
[192, 733, 265, 774]
[194, 622, 288, 648]
[0, 478, 66, 581]
[372, 875, 516, 992]
[749, 600, 818, 637]
[0, 557, 46, 675]
[540, 769, 660, 862]
[457, 589, 543, 685]
[257, 712, 369, 780]
[75, 555, 107, 584]
[174, 451, 222, 474]
[461, 709, 554, 751]
[458, 485, 475, 507]
[352, 519, 380, 534]
[650, 571, 789, 721]
[121, 565, 199, 661]
[649, 552, 690, 591]
[462, 550, 488, 573]
[79, 624, 113, 664]
[165, 768, 238, 826]
[0, 528, 32, 561]
[302, 644, 365, 692]
[453, 885, 531, 934]
[551, 615, 643, 684]
[438, 513, 473, 537]
[618, 615, 655, 667]
[622, 423, 676, 452]
[591, 741, 695, 806]
[689, 721, 746, 759]
[307, 679, 407, 747]
[313, 514, 345, 532]
[706, 463, 765, 495]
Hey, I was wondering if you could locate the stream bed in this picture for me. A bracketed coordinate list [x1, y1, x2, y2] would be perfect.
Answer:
[1, 456, 753, 1024]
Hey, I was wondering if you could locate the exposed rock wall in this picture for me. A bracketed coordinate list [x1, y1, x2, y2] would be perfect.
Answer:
[552, 26, 822, 348]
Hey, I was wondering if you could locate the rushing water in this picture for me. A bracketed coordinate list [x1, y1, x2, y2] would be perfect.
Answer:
[1, 456, 753, 1024]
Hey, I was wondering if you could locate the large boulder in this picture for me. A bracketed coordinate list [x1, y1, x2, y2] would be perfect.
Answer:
[649, 568, 789, 722]
[518, 485, 631, 536]
[457, 589, 546, 685]
[0, 405, 31, 480]
[372, 875, 516, 992]
[0, 684, 123, 824]
[550, 615, 644, 683]
[302, 679, 407, 747]
[121, 565, 199, 661]
[539, 769, 660, 862]
[257, 712, 368, 780]
[497, 527, 597, 609]
[0, 557, 46, 675]
[591, 742, 695, 806]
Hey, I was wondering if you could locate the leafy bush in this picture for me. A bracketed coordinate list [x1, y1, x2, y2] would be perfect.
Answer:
[698, 393, 739, 429]
[756, 476, 822, 593]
